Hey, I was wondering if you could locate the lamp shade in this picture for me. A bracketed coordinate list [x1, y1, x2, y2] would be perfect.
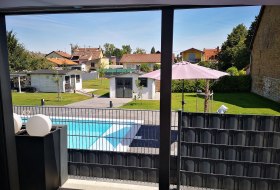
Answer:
[13, 113, 22, 133]
[26, 114, 52, 136]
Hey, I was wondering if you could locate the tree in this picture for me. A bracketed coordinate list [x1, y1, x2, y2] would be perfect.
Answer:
[245, 16, 259, 49]
[217, 24, 249, 70]
[113, 48, 123, 58]
[98, 61, 106, 84]
[150, 46, 156, 54]
[52, 70, 62, 101]
[7, 31, 51, 71]
[135, 79, 144, 102]
[103, 43, 116, 57]
[133, 48, 146, 54]
[122, 45, 132, 55]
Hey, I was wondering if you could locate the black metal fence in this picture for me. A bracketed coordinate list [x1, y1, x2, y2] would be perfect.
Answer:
[178, 112, 280, 190]
[13, 106, 280, 189]
[13, 106, 178, 154]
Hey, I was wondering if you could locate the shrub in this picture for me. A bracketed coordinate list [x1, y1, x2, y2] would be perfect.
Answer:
[211, 75, 251, 92]
[226, 66, 239, 76]
[171, 80, 206, 93]
[238, 70, 246, 76]
[153, 64, 160, 70]
[140, 64, 151, 72]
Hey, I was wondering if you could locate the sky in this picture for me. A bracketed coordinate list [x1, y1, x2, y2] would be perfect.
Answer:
[6, 6, 261, 55]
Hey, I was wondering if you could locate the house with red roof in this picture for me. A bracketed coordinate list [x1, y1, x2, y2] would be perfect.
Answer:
[120, 53, 162, 70]
[45, 50, 71, 59]
[203, 47, 220, 62]
[71, 47, 109, 71]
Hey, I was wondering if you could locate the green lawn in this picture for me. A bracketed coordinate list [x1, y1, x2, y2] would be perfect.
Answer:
[82, 78, 109, 97]
[121, 93, 280, 116]
[12, 92, 91, 106]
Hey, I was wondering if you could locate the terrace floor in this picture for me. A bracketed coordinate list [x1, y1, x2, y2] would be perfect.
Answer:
[60, 177, 213, 190]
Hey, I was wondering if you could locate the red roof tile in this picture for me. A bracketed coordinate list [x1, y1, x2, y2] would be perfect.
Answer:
[120, 54, 161, 63]
[203, 48, 220, 60]
[53, 51, 71, 59]
[72, 48, 102, 60]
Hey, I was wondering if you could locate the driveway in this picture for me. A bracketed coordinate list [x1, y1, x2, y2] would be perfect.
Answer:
[65, 97, 132, 108]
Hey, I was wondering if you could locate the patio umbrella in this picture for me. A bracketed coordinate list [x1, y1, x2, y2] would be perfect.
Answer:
[140, 61, 229, 112]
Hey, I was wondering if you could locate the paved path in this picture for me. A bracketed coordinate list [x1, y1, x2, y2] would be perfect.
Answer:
[65, 97, 132, 108]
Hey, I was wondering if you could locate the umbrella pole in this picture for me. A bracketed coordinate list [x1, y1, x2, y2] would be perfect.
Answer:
[182, 79, 185, 111]
[204, 80, 209, 113]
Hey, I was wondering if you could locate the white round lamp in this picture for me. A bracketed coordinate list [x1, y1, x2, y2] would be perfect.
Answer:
[13, 113, 23, 133]
[26, 114, 52, 136]
[217, 105, 228, 114]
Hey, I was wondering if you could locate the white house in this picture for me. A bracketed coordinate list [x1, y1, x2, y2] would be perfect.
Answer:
[109, 72, 156, 99]
[29, 69, 82, 93]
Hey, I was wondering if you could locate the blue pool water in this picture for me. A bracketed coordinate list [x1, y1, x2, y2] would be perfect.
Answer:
[22, 117, 137, 150]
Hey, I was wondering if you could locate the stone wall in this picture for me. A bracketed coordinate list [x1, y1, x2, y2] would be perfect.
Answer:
[251, 6, 280, 103]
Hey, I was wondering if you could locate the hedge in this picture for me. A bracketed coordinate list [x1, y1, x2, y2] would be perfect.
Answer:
[211, 75, 251, 92]
[171, 75, 251, 93]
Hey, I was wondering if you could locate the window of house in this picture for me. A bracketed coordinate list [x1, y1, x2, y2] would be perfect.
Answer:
[76, 75, 80, 83]
[139, 78, 148, 87]
[65, 76, 70, 83]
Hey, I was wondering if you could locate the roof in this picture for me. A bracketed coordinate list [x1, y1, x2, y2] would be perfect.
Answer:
[72, 48, 102, 61]
[47, 58, 77, 65]
[51, 51, 71, 59]
[203, 48, 219, 58]
[180, 48, 204, 54]
[120, 54, 161, 63]
[29, 69, 81, 75]
[249, 6, 266, 50]
[0, 1, 276, 15]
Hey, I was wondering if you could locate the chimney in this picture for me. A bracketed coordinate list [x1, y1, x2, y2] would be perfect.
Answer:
[217, 46, 219, 51]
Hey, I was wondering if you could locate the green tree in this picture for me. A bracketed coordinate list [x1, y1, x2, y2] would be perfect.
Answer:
[7, 31, 51, 71]
[133, 48, 146, 54]
[245, 16, 259, 49]
[113, 48, 123, 58]
[140, 64, 151, 72]
[150, 46, 156, 54]
[103, 43, 116, 57]
[122, 45, 132, 55]
[218, 24, 249, 70]
[52, 70, 62, 101]
[98, 61, 106, 84]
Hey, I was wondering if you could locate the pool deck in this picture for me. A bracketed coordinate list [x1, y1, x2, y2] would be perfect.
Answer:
[60, 178, 213, 190]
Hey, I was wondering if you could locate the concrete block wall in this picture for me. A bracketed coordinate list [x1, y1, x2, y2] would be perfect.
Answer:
[251, 6, 280, 103]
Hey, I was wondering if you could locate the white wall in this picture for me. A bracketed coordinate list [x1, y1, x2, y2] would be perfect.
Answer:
[31, 74, 65, 92]
[109, 73, 155, 99]
[31, 74, 82, 92]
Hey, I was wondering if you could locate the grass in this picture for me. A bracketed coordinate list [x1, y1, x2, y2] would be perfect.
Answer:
[121, 93, 280, 116]
[12, 92, 91, 106]
[82, 78, 109, 97]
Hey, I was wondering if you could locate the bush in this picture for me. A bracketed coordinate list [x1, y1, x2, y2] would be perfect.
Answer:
[226, 66, 239, 76]
[140, 64, 151, 72]
[153, 64, 160, 70]
[211, 75, 251, 92]
[171, 80, 206, 93]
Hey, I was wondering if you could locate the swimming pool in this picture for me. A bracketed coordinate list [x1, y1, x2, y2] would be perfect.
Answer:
[22, 116, 142, 151]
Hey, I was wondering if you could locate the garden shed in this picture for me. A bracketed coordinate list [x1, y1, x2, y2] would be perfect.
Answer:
[29, 69, 82, 93]
[109, 72, 156, 99]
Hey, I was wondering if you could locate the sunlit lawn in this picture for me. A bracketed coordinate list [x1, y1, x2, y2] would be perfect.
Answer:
[82, 78, 109, 97]
[12, 92, 91, 106]
[121, 93, 280, 116]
